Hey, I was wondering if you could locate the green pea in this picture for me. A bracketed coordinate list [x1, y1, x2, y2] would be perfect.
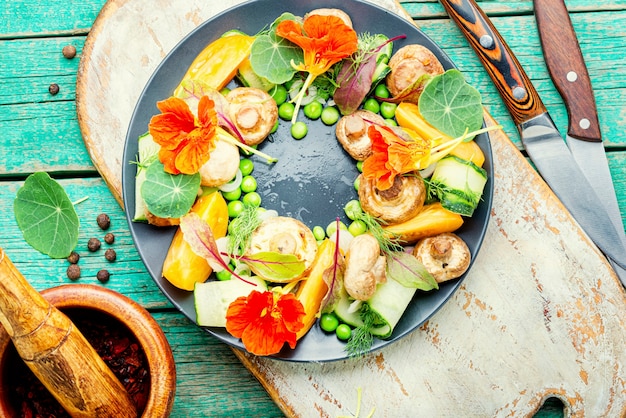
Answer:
[321, 106, 340, 126]
[320, 313, 339, 333]
[240, 175, 257, 193]
[336, 324, 352, 341]
[242, 191, 262, 207]
[270, 84, 288, 105]
[356, 160, 363, 172]
[291, 121, 308, 139]
[354, 176, 360, 192]
[384, 118, 397, 127]
[380, 102, 397, 119]
[362, 98, 380, 114]
[278, 102, 295, 121]
[325, 220, 347, 238]
[344, 200, 362, 220]
[222, 188, 242, 201]
[348, 220, 367, 236]
[312, 225, 326, 241]
[239, 158, 254, 176]
[241, 144, 258, 157]
[374, 83, 390, 99]
[303, 101, 323, 120]
[215, 269, 232, 281]
[220, 87, 231, 96]
[227, 200, 244, 218]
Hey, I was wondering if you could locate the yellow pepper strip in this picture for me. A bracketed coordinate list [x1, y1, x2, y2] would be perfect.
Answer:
[295, 239, 336, 340]
[395, 102, 486, 167]
[383, 202, 464, 245]
[173, 33, 255, 97]
[162, 191, 229, 291]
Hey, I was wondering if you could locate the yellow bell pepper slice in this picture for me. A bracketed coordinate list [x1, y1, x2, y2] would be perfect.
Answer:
[173, 33, 254, 96]
[162, 191, 229, 291]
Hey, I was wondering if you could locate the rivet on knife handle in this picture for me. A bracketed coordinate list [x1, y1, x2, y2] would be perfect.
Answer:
[439, 0, 546, 126]
[534, 0, 602, 142]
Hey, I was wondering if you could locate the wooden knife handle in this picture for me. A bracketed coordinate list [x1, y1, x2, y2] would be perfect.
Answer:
[439, 0, 546, 126]
[534, 0, 602, 142]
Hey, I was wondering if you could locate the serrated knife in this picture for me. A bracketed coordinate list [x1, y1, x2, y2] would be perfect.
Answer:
[533, 0, 626, 284]
[438, 0, 626, 282]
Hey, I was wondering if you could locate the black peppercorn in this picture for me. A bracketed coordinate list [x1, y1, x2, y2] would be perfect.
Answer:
[105, 248, 117, 262]
[104, 232, 115, 245]
[62, 44, 76, 59]
[87, 237, 101, 252]
[48, 83, 59, 95]
[96, 269, 110, 283]
[66, 264, 81, 280]
[97, 213, 111, 230]
[67, 251, 80, 264]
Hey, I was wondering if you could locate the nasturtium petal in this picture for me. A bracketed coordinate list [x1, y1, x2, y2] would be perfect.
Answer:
[418, 69, 483, 139]
[14, 172, 79, 258]
[141, 161, 200, 218]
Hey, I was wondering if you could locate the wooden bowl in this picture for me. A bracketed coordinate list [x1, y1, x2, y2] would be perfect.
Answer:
[0, 284, 176, 417]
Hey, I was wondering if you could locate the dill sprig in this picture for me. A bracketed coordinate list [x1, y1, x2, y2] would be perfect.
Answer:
[345, 304, 383, 358]
[227, 204, 263, 256]
[356, 211, 403, 255]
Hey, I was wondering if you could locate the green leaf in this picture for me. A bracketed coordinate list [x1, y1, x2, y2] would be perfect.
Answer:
[250, 14, 303, 84]
[14, 172, 79, 258]
[418, 69, 483, 139]
[141, 161, 200, 219]
[386, 251, 438, 291]
[240, 251, 305, 282]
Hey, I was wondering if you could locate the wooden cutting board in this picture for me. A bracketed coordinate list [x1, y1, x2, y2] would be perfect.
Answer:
[76, 0, 626, 416]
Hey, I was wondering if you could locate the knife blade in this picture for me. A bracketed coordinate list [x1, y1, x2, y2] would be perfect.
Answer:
[438, 0, 626, 271]
[533, 0, 626, 284]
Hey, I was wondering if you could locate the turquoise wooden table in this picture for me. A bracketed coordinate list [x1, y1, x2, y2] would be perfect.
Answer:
[1, 0, 624, 416]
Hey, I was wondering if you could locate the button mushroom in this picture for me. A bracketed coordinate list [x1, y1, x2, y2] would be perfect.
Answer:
[386, 44, 445, 99]
[245, 216, 318, 283]
[198, 138, 240, 187]
[358, 173, 426, 224]
[335, 110, 386, 160]
[305, 8, 353, 28]
[412, 232, 471, 283]
[226, 87, 278, 146]
[343, 234, 387, 301]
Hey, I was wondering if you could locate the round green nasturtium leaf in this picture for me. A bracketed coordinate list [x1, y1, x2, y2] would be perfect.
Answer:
[418, 69, 484, 139]
[141, 161, 201, 219]
[14, 172, 79, 259]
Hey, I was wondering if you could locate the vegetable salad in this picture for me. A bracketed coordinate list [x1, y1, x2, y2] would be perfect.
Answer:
[133, 8, 498, 357]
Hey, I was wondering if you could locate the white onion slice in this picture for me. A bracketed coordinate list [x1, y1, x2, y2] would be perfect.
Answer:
[218, 169, 242, 193]
[214, 237, 232, 271]
[419, 162, 437, 178]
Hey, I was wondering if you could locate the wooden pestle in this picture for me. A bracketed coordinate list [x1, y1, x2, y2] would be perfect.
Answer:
[0, 248, 137, 417]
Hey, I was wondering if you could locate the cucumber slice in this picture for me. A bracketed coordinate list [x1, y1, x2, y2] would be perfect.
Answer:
[133, 133, 160, 222]
[430, 155, 487, 216]
[334, 277, 416, 339]
[194, 276, 267, 327]
[237, 59, 275, 92]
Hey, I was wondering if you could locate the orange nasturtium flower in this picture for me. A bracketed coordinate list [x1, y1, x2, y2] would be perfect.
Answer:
[226, 290, 305, 356]
[148, 95, 217, 175]
[276, 14, 358, 123]
[362, 125, 431, 191]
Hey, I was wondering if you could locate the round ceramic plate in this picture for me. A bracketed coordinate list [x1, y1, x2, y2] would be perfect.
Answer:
[122, 0, 493, 362]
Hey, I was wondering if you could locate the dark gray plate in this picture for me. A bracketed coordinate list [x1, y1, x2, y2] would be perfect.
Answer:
[122, 0, 493, 362]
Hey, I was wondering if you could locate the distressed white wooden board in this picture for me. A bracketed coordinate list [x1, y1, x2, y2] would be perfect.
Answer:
[76, 0, 626, 416]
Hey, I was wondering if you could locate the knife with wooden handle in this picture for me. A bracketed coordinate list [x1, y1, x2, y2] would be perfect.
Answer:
[438, 0, 626, 277]
[533, 0, 626, 282]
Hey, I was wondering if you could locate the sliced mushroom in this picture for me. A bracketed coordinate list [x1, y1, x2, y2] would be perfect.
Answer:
[412, 232, 471, 283]
[246, 216, 318, 283]
[226, 87, 278, 146]
[343, 234, 387, 301]
[358, 173, 426, 224]
[335, 110, 386, 160]
[198, 138, 240, 187]
[305, 8, 353, 27]
[386, 44, 445, 98]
